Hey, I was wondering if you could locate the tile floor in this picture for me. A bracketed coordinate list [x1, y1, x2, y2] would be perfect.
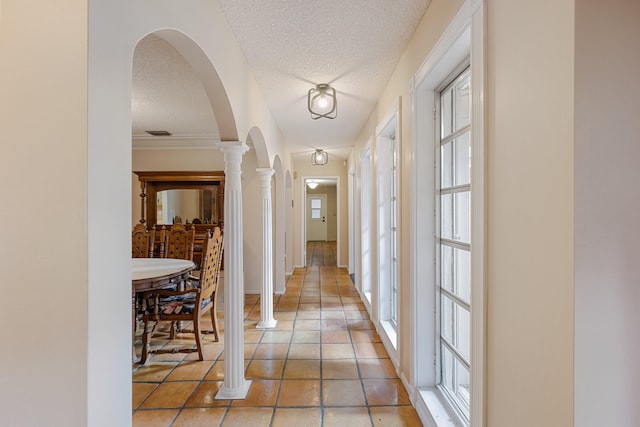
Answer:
[132, 241, 422, 426]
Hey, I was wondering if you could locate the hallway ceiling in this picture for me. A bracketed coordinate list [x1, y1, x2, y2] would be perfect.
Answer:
[132, 1, 431, 161]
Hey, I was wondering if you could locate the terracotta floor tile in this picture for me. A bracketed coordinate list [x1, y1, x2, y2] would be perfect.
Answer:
[253, 343, 290, 359]
[358, 358, 398, 379]
[321, 311, 346, 319]
[322, 359, 360, 379]
[261, 330, 292, 343]
[322, 379, 367, 406]
[172, 407, 226, 427]
[288, 343, 321, 359]
[132, 362, 179, 382]
[132, 409, 178, 427]
[184, 381, 230, 407]
[231, 380, 279, 407]
[296, 310, 321, 320]
[351, 329, 382, 343]
[353, 342, 390, 359]
[321, 330, 351, 343]
[244, 343, 258, 359]
[362, 379, 411, 406]
[244, 330, 264, 343]
[294, 319, 321, 330]
[221, 407, 273, 426]
[323, 407, 373, 427]
[274, 320, 295, 330]
[183, 343, 224, 361]
[320, 318, 348, 330]
[283, 359, 321, 379]
[345, 310, 370, 320]
[322, 343, 356, 359]
[246, 359, 285, 379]
[140, 381, 199, 409]
[165, 360, 214, 381]
[292, 330, 321, 343]
[273, 311, 296, 321]
[271, 407, 321, 427]
[132, 383, 157, 409]
[348, 319, 375, 330]
[370, 406, 423, 426]
[277, 379, 321, 406]
[133, 252, 425, 426]
[204, 361, 225, 380]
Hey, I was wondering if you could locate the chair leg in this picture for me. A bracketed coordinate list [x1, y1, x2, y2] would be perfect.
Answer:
[209, 307, 219, 342]
[193, 315, 204, 361]
[140, 320, 157, 364]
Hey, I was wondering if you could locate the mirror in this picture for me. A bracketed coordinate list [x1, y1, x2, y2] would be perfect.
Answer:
[156, 188, 219, 225]
[134, 171, 225, 228]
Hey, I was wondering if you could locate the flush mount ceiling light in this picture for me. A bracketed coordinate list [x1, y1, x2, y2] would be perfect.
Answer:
[307, 180, 319, 189]
[308, 83, 337, 120]
[311, 149, 329, 166]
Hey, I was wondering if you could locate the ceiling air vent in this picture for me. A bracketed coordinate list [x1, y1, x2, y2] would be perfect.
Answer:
[145, 130, 172, 136]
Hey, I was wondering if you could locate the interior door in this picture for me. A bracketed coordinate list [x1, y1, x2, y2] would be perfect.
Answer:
[306, 194, 327, 241]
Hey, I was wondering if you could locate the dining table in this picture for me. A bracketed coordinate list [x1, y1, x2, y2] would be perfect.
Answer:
[131, 258, 196, 361]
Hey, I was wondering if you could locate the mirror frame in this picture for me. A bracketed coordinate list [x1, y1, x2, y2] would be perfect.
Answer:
[134, 171, 225, 228]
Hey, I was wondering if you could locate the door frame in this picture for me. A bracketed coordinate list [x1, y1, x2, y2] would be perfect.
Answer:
[301, 176, 340, 266]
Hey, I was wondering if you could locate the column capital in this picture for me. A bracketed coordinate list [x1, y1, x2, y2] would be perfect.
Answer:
[215, 141, 250, 155]
[256, 167, 275, 177]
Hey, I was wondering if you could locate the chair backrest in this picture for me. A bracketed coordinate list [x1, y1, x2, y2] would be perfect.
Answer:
[132, 223, 155, 258]
[161, 223, 195, 260]
[199, 227, 224, 302]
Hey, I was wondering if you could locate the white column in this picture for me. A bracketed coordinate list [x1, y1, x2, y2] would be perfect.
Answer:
[215, 141, 251, 400]
[256, 168, 277, 329]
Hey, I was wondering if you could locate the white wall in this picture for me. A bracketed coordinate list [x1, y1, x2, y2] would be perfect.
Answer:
[1, 1, 89, 425]
[0, 0, 291, 425]
[486, 1, 574, 425]
[241, 150, 263, 293]
[575, 1, 640, 426]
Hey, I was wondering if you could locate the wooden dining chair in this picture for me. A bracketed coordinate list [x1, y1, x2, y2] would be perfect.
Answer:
[138, 227, 223, 364]
[158, 223, 195, 261]
[132, 223, 155, 258]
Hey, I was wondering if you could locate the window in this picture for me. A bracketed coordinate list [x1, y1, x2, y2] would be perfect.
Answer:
[376, 99, 401, 351]
[411, 3, 484, 426]
[390, 133, 399, 328]
[310, 198, 322, 219]
[438, 67, 471, 421]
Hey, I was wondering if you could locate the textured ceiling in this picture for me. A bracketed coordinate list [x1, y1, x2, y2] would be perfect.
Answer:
[131, 35, 220, 149]
[131, 1, 431, 159]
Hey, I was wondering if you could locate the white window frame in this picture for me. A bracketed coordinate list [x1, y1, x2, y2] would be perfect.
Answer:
[437, 64, 472, 421]
[410, 1, 485, 426]
[359, 146, 373, 310]
[376, 98, 401, 354]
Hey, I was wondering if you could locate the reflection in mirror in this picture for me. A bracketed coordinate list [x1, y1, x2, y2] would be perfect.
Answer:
[156, 189, 218, 225]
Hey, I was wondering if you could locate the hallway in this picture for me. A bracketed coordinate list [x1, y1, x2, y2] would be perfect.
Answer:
[132, 241, 421, 426]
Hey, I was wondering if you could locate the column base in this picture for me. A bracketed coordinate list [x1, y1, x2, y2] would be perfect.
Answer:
[256, 319, 278, 329]
[215, 379, 252, 400]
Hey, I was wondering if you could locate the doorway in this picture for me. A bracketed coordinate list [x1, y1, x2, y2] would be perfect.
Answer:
[303, 177, 339, 266]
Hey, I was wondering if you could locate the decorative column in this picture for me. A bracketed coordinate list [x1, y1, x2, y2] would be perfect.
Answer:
[215, 141, 251, 400]
[256, 168, 277, 329]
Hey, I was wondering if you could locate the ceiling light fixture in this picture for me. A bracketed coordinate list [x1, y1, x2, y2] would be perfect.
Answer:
[307, 180, 319, 189]
[308, 83, 337, 120]
[311, 149, 329, 166]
